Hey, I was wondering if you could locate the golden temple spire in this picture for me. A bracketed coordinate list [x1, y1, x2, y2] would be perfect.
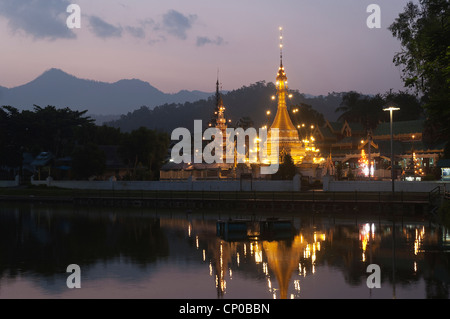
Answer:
[270, 27, 297, 132]
[267, 27, 306, 164]
[215, 83, 226, 130]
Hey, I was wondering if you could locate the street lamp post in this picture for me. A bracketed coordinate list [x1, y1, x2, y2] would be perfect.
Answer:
[383, 105, 400, 193]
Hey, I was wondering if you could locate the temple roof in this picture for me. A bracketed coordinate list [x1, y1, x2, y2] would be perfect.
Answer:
[270, 63, 298, 133]
[373, 119, 425, 137]
[270, 105, 298, 132]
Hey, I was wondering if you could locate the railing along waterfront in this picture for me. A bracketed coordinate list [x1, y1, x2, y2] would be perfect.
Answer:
[0, 187, 435, 215]
[67, 189, 432, 214]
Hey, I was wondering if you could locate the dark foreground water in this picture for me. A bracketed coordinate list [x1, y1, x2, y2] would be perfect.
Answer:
[0, 203, 449, 299]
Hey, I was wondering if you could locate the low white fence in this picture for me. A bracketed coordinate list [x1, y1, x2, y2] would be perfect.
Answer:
[29, 176, 301, 192]
[323, 176, 449, 193]
[5, 175, 448, 193]
[0, 176, 20, 188]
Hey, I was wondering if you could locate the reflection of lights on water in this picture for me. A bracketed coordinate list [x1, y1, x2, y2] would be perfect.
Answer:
[414, 226, 425, 255]
[220, 243, 224, 275]
[304, 244, 310, 259]
[215, 241, 227, 295]
[203, 229, 327, 299]
[255, 250, 263, 264]
[311, 246, 316, 264]
[188, 224, 192, 237]
[294, 280, 301, 292]
[195, 222, 436, 299]
[215, 275, 226, 292]
[250, 242, 263, 264]
[300, 232, 324, 271]
[263, 262, 269, 276]
[414, 227, 425, 255]
[360, 223, 375, 262]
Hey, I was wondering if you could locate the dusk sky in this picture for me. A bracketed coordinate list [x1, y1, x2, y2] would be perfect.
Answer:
[0, 0, 414, 95]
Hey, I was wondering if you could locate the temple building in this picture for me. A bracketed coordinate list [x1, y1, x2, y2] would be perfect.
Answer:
[313, 119, 445, 180]
[160, 28, 326, 181]
[160, 78, 233, 180]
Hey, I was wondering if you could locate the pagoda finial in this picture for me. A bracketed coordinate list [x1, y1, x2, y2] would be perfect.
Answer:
[276, 27, 287, 84]
[279, 26, 283, 67]
[215, 68, 221, 107]
[216, 68, 220, 94]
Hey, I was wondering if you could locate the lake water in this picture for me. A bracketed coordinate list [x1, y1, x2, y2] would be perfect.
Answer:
[0, 203, 449, 299]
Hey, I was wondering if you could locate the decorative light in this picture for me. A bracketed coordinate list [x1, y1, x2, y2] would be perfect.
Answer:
[358, 149, 374, 177]
[383, 106, 400, 112]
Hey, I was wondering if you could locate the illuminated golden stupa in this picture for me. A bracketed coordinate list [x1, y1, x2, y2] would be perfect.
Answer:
[267, 27, 306, 164]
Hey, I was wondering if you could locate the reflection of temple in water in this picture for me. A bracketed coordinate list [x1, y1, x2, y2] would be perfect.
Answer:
[1, 205, 448, 299]
[263, 237, 304, 299]
[180, 215, 448, 299]
[201, 220, 327, 299]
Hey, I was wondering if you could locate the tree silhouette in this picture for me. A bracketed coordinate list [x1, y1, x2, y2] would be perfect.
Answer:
[335, 91, 423, 130]
[273, 154, 297, 180]
[389, 0, 450, 141]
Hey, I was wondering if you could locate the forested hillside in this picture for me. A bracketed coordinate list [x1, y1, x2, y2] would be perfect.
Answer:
[106, 81, 346, 132]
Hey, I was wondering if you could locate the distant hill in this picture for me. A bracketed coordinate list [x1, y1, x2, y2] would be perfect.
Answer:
[0, 68, 213, 115]
[106, 81, 346, 133]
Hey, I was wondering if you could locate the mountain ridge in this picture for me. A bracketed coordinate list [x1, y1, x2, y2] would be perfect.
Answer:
[0, 68, 214, 115]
